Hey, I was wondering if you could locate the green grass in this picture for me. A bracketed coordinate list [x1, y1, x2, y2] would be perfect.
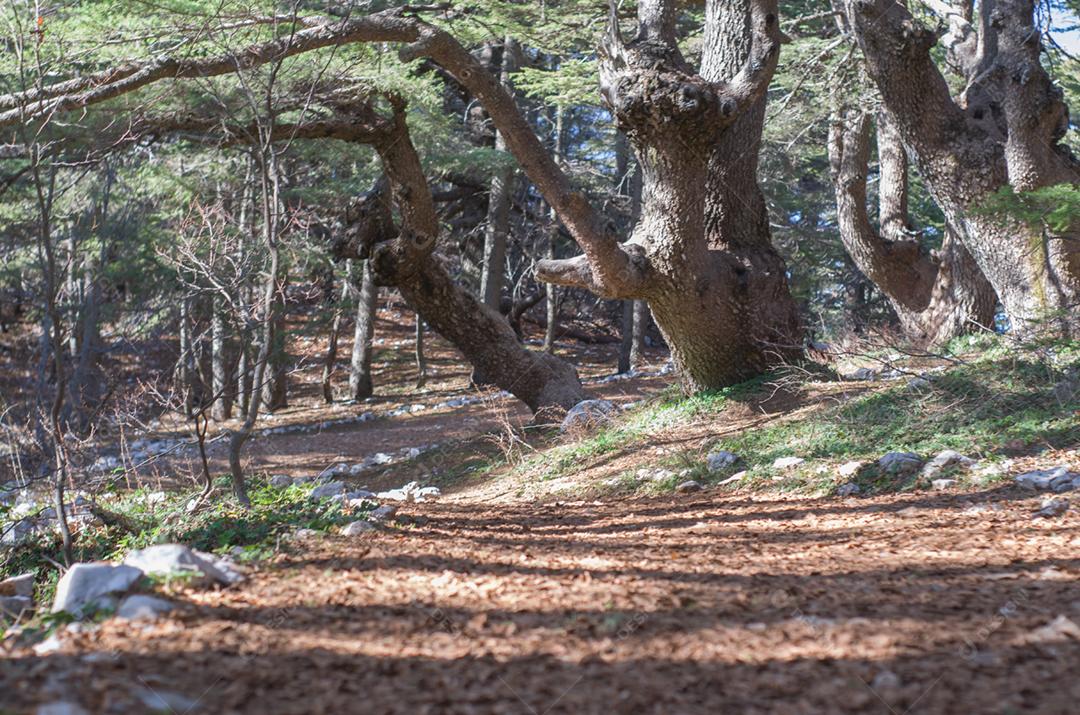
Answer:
[0, 477, 366, 611]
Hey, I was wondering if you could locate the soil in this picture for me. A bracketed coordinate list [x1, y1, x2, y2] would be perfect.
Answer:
[3, 486, 1079, 714]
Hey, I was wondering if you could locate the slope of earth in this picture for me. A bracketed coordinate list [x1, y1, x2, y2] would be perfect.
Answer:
[2, 489, 1079, 714]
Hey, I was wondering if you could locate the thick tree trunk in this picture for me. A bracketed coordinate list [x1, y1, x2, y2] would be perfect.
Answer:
[828, 108, 997, 344]
[348, 259, 378, 402]
[559, 0, 801, 391]
[840, 0, 1080, 335]
[178, 298, 196, 417]
[262, 280, 288, 412]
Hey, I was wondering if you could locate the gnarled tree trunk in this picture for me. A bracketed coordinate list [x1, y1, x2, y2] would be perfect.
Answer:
[839, 0, 1080, 335]
[541, 0, 801, 391]
[828, 108, 997, 344]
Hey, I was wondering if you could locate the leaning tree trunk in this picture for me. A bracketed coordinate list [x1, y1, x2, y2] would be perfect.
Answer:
[828, 108, 997, 344]
[544, 0, 801, 391]
[839, 0, 1080, 335]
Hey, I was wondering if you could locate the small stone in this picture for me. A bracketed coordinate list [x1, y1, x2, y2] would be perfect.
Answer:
[51, 563, 143, 617]
[115, 594, 175, 620]
[1016, 466, 1077, 492]
[906, 377, 931, 390]
[837, 461, 864, 478]
[675, 480, 703, 494]
[309, 481, 347, 501]
[921, 450, 975, 480]
[268, 474, 294, 488]
[878, 452, 923, 476]
[124, 544, 238, 586]
[932, 479, 958, 491]
[772, 456, 805, 470]
[341, 520, 377, 536]
[1035, 497, 1069, 518]
[0, 572, 35, 598]
[560, 399, 616, 434]
[290, 528, 320, 540]
[716, 471, 747, 486]
[706, 451, 741, 473]
[370, 505, 398, 522]
[414, 486, 441, 502]
[837, 482, 860, 497]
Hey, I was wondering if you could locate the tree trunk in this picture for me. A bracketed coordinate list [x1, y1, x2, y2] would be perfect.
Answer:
[178, 298, 196, 417]
[261, 277, 288, 411]
[348, 258, 378, 401]
[542, 105, 564, 354]
[414, 314, 427, 389]
[839, 0, 1080, 335]
[554, 0, 801, 392]
[479, 36, 519, 311]
[828, 108, 997, 344]
[374, 246, 586, 414]
[321, 287, 343, 404]
[211, 296, 232, 420]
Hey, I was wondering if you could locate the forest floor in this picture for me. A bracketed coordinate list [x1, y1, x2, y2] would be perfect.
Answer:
[2, 317, 1079, 715]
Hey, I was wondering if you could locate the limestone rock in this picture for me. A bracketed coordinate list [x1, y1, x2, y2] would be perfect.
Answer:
[878, 452, 923, 476]
[309, 481, 347, 501]
[560, 400, 616, 434]
[706, 451, 741, 473]
[123, 544, 235, 586]
[51, 563, 143, 617]
[0, 572, 35, 598]
[837, 482, 861, 497]
[116, 594, 176, 620]
[341, 520, 377, 536]
[772, 456, 805, 470]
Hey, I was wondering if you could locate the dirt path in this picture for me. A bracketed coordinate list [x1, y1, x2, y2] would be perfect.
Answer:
[5, 486, 1079, 714]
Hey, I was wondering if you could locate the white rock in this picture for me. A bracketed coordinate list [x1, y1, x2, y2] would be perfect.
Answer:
[52, 563, 143, 617]
[706, 451, 740, 473]
[837, 461, 864, 477]
[415, 486, 441, 502]
[716, 471, 747, 486]
[560, 400, 616, 434]
[341, 521, 377, 536]
[921, 450, 975, 480]
[878, 452, 923, 475]
[837, 482, 860, 497]
[116, 594, 176, 620]
[772, 456, 805, 470]
[123, 544, 234, 586]
[1026, 615, 1080, 643]
[931, 479, 958, 490]
[133, 689, 196, 712]
[675, 480, 703, 494]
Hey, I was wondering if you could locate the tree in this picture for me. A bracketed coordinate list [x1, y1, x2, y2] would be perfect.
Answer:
[828, 108, 998, 344]
[837, 0, 1080, 334]
[1, 1, 802, 394]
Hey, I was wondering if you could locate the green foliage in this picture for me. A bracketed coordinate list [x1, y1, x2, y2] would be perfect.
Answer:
[975, 183, 1080, 234]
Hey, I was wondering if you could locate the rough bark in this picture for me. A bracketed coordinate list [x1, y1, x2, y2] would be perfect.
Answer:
[828, 108, 997, 344]
[414, 315, 427, 389]
[210, 296, 232, 420]
[348, 259, 378, 402]
[479, 36, 519, 311]
[550, 0, 802, 390]
[839, 0, 1080, 334]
